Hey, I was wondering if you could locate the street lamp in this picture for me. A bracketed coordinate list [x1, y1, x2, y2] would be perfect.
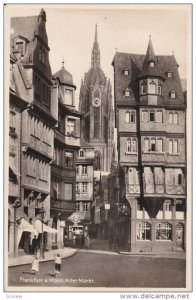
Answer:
[39, 205, 46, 259]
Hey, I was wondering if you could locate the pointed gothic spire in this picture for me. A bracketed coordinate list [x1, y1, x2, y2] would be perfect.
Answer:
[138, 36, 164, 79]
[91, 24, 100, 68]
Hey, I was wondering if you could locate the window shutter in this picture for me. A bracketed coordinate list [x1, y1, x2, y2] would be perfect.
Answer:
[173, 140, 178, 154]
[144, 139, 149, 152]
[75, 118, 80, 137]
[142, 111, 148, 122]
[156, 111, 163, 123]
[157, 139, 163, 152]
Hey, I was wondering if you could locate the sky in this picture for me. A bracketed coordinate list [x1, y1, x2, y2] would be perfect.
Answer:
[6, 4, 191, 106]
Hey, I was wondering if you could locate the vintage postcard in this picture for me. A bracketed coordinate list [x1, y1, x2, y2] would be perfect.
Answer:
[4, 3, 192, 294]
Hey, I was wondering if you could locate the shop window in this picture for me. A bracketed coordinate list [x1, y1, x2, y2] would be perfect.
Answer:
[156, 223, 172, 240]
[137, 222, 151, 240]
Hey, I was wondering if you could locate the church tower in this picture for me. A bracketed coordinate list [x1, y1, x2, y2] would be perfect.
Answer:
[79, 25, 114, 172]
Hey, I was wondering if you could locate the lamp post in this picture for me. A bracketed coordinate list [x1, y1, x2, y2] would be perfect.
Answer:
[39, 205, 46, 259]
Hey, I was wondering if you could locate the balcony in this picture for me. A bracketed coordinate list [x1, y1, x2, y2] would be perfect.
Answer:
[51, 197, 75, 211]
[56, 130, 80, 148]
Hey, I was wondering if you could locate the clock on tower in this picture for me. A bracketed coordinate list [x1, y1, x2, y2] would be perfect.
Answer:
[92, 97, 101, 107]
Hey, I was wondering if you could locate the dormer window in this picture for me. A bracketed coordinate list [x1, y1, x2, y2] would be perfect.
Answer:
[170, 90, 176, 99]
[123, 70, 129, 76]
[16, 41, 25, 56]
[167, 72, 173, 78]
[124, 89, 131, 97]
[149, 61, 155, 67]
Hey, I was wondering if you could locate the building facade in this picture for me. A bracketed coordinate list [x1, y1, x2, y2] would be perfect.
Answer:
[50, 63, 81, 247]
[10, 9, 58, 255]
[79, 25, 114, 172]
[110, 37, 186, 253]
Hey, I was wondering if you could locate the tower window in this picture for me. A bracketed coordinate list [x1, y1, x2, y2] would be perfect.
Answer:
[141, 84, 147, 94]
[150, 111, 155, 122]
[123, 70, 129, 76]
[167, 72, 173, 78]
[149, 81, 156, 94]
[149, 61, 155, 67]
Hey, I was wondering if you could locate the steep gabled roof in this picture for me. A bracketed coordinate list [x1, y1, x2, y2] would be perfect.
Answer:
[112, 51, 185, 107]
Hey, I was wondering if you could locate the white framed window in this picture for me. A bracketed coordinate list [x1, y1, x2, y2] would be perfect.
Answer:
[149, 81, 156, 94]
[141, 84, 147, 94]
[125, 112, 130, 123]
[170, 90, 176, 99]
[79, 149, 84, 158]
[149, 111, 155, 122]
[82, 202, 89, 212]
[123, 70, 129, 76]
[158, 85, 162, 95]
[150, 138, 156, 151]
[157, 138, 163, 152]
[137, 222, 151, 240]
[167, 72, 173, 78]
[81, 182, 87, 193]
[173, 113, 178, 124]
[76, 183, 80, 193]
[64, 89, 73, 106]
[67, 118, 75, 134]
[144, 138, 149, 152]
[156, 223, 172, 240]
[156, 111, 163, 123]
[131, 112, 135, 123]
[126, 138, 131, 153]
[149, 61, 155, 67]
[142, 110, 148, 122]
[169, 113, 173, 124]
[82, 165, 87, 175]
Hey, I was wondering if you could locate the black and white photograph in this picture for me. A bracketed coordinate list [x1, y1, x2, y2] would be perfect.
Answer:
[4, 3, 192, 294]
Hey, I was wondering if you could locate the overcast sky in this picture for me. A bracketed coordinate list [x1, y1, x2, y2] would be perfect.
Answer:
[6, 4, 191, 106]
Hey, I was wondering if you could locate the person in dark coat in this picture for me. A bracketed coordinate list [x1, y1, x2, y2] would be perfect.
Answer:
[32, 235, 38, 255]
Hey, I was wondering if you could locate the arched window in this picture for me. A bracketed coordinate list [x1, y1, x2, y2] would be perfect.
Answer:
[132, 138, 137, 152]
[131, 111, 135, 123]
[169, 139, 173, 154]
[156, 223, 172, 240]
[173, 140, 178, 154]
[150, 138, 156, 151]
[137, 222, 151, 240]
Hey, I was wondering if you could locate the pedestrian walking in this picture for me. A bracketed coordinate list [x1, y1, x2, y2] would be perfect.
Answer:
[31, 255, 39, 275]
[54, 253, 62, 277]
[85, 234, 90, 250]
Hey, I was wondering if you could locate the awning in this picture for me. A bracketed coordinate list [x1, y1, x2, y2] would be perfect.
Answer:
[17, 217, 37, 246]
[34, 219, 58, 234]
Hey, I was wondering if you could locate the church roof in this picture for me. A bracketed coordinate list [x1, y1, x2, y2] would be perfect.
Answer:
[84, 66, 106, 86]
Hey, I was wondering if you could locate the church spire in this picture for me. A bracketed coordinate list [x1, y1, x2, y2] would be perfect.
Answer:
[91, 24, 100, 68]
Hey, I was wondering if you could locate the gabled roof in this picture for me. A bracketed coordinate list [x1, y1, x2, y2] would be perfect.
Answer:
[11, 16, 38, 42]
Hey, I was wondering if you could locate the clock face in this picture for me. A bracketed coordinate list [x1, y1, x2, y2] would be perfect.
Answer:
[92, 97, 101, 107]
